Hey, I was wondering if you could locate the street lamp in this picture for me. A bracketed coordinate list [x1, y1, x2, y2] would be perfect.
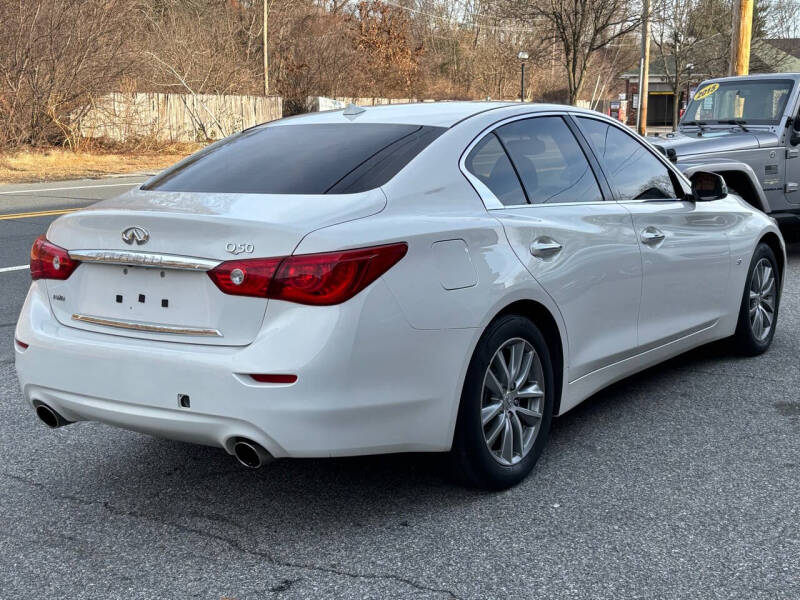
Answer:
[685, 63, 695, 98]
[518, 51, 529, 102]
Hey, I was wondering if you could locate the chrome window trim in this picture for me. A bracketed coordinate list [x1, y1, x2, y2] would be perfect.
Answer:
[69, 250, 220, 271]
[487, 200, 608, 210]
[71, 314, 223, 337]
[614, 198, 692, 205]
[459, 110, 611, 210]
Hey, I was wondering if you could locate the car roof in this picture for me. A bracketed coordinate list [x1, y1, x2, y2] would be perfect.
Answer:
[264, 101, 589, 129]
[698, 73, 800, 84]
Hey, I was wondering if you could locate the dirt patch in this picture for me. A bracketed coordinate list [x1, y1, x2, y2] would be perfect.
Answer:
[0, 143, 203, 184]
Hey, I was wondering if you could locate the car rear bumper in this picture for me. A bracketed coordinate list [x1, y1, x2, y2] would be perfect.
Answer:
[14, 280, 475, 458]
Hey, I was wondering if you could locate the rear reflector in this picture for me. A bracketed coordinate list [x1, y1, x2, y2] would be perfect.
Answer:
[249, 374, 297, 384]
[208, 242, 408, 305]
[207, 257, 283, 297]
[30, 235, 80, 281]
[14, 338, 29, 350]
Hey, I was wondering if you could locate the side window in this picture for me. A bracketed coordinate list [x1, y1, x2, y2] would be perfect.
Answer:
[576, 117, 679, 200]
[464, 133, 527, 206]
[494, 116, 604, 204]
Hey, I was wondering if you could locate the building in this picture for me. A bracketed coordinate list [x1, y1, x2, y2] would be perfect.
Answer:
[751, 38, 800, 73]
[621, 40, 800, 129]
[619, 57, 700, 129]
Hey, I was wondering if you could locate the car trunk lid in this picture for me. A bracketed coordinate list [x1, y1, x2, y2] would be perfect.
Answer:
[44, 187, 386, 345]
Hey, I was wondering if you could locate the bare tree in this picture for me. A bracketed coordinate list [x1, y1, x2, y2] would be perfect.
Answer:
[503, 0, 639, 104]
[0, 0, 136, 147]
[651, 0, 728, 129]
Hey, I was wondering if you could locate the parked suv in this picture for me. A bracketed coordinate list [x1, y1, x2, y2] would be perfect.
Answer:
[649, 73, 800, 228]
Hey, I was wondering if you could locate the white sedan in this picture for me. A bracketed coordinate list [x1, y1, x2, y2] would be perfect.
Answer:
[14, 103, 785, 488]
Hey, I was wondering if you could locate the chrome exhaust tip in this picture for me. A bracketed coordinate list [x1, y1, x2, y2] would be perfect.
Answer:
[34, 404, 72, 428]
[233, 439, 273, 469]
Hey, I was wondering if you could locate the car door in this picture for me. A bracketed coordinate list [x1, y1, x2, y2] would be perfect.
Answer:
[574, 115, 732, 349]
[462, 114, 643, 381]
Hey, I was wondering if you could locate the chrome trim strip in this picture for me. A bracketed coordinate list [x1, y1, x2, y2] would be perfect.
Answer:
[71, 314, 223, 337]
[69, 250, 220, 271]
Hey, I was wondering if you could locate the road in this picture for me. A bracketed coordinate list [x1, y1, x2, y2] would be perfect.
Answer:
[1, 178, 799, 599]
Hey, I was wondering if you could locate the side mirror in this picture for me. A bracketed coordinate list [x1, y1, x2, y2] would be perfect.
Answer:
[792, 115, 800, 146]
[690, 171, 727, 201]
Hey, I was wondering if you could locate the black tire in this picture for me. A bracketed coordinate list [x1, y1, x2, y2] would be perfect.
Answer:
[450, 315, 554, 490]
[732, 243, 781, 356]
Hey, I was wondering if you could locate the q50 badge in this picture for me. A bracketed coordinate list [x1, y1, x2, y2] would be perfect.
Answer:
[225, 242, 255, 255]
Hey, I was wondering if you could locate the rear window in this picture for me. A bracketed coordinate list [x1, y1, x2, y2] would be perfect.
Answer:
[142, 123, 445, 195]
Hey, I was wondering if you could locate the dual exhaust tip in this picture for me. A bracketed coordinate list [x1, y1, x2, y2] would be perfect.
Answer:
[232, 439, 273, 469]
[34, 403, 272, 470]
[34, 404, 72, 428]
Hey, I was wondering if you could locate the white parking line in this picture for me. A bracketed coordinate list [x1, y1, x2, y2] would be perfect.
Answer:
[0, 265, 29, 274]
[0, 182, 140, 195]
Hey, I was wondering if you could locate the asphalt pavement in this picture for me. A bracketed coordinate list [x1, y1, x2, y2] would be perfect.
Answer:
[0, 178, 798, 599]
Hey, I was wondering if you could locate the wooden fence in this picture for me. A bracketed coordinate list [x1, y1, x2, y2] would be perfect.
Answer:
[307, 96, 435, 111]
[75, 92, 283, 143]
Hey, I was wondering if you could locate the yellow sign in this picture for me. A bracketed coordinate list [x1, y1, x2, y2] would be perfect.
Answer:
[693, 83, 719, 101]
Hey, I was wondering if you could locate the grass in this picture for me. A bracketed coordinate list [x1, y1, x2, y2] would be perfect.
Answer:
[0, 142, 204, 184]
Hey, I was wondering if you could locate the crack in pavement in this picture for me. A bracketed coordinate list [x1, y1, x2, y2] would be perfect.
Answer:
[1, 471, 463, 599]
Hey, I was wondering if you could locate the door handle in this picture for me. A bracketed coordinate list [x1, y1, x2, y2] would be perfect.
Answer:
[641, 226, 666, 245]
[529, 237, 563, 258]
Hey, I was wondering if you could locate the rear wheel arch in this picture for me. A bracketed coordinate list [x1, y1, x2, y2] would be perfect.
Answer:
[492, 300, 565, 416]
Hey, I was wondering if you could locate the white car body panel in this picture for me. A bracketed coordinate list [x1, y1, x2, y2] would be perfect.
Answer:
[496, 203, 642, 381]
[14, 102, 786, 459]
[623, 198, 733, 347]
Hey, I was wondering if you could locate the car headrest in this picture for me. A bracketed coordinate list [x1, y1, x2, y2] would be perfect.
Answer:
[504, 137, 546, 157]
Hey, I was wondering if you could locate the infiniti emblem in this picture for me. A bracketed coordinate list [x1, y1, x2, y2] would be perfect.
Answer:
[121, 226, 149, 246]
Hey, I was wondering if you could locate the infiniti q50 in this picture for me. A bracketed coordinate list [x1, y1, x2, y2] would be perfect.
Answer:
[14, 103, 785, 488]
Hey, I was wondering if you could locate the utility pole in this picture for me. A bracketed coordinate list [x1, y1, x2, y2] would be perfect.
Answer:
[263, 0, 270, 96]
[730, 0, 753, 75]
[637, 0, 651, 136]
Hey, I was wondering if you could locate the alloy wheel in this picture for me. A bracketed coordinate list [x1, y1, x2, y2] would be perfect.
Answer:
[749, 257, 777, 342]
[481, 338, 545, 466]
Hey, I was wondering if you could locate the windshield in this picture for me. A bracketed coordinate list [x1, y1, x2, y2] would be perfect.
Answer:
[681, 79, 794, 126]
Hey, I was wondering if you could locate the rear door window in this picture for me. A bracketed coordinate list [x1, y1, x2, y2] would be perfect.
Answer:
[494, 116, 604, 204]
[143, 123, 445, 195]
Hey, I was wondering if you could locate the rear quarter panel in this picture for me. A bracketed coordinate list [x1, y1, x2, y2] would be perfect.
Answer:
[293, 116, 571, 435]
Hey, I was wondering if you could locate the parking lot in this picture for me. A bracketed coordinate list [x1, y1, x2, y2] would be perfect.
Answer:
[1, 178, 798, 599]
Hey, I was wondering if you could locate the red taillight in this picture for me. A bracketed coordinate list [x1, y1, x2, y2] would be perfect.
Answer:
[249, 374, 297, 384]
[207, 257, 283, 297]
[270, 243, 408, 306]
[207, 243, 408, 305]
[14, 338, 29, 350]
[30, 235, 80, 281]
